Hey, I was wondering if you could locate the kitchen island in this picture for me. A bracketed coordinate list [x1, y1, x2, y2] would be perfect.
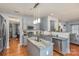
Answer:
[27, 37, 53, 56]
[41, 32, 70, 55]
[40, 35, 70, 55]
[52, 37, 70, 55]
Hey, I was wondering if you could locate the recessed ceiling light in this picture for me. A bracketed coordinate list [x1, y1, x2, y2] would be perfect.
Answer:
[50, 13, 54, 16]
[14, 10, 19, 13]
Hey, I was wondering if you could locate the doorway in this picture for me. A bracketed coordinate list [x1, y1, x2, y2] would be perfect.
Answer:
[9, 19, 20, 48]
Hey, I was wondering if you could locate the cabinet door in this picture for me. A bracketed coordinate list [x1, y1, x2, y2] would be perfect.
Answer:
[45, 36, 52, 42]
[52, 39, 62, 52]
[50, 21, 55, 31]
[0, 15, 3, 38]
[0, 39, 3, 52]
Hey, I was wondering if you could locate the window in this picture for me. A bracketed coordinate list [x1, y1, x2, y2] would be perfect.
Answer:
[71, 24, 79, 34]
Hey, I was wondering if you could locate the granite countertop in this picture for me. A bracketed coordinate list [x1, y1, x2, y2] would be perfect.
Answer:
[0, 38, 1, 40]
[28, 37, 53, 49]
[52, 37, 68, 40]
[40, 35, 68, 41]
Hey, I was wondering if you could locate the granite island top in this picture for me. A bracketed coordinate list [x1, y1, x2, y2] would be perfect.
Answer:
[40, 35, 68, 41]
[0, 38, 1, 40]
[28, 37, 53, 49]
[52, 37, 68, 41]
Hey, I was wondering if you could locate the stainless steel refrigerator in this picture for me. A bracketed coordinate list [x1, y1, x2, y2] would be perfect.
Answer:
[0, 15, 6, 52]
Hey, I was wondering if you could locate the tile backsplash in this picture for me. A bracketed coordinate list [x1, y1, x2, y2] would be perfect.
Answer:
[52, 32, 70, 39]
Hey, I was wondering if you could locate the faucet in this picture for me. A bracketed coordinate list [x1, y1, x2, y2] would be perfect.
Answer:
[56, 35, 58, 37]
[36, 31, 40, 42]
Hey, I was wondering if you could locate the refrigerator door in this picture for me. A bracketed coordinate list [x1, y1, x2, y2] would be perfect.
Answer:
[0, 15, 3, 52]
[2, 20, 6, 49]
[0, 15, 6, 52]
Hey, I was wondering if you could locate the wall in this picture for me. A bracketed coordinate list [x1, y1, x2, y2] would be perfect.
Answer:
[0, 12, 22, 48]
[11, 23, 19, 38]
[0, 13, 10, 48]
[0, 12, 35, 47]
[40, 16, 67, 32]
[66, 20, 79, 32]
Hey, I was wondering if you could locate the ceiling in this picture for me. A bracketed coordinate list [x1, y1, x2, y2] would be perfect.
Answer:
[0, 3, 79, 21]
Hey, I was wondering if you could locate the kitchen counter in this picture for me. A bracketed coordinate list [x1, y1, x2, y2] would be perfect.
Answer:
[52, 36, 70, 55]
[40, 35, 68, 43]
[0, 38, 1, 40]
[28, 39, 51, 49]
[41, 35, 67, 40]
[27, 37, 53, 56]
[52, 37, 68, 40]
[40, 35, 70, 55]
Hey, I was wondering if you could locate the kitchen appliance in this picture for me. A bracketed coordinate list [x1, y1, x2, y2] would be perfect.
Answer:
[0, 15, 6, 52]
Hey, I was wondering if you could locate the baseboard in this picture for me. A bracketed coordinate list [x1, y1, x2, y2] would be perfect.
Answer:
[6, 45, 9, 49]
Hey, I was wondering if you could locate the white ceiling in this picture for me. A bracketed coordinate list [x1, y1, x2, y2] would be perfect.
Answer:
[0, 3, 79, 21]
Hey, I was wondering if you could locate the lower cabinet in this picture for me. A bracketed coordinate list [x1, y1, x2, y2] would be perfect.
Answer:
[52, 39, 62, 53]
[52, 38, 70, 55]
[41, 36, 52, 42]
[70, 34, 79, 45]
[27, 39, 53, 56]
[0, 39, 3, 52]
[22, 35, 27, 45]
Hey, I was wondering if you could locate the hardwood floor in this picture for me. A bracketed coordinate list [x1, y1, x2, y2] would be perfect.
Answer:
[53, 43, 79, 56]
[0, 38, 79, 56]
[65, 44, 79, 56]
[0, 38, 30, 56]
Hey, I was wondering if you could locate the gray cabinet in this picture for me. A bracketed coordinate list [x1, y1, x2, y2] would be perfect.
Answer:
[23, 35, 27, 45]
[41, 35, 52, 42]
[44, 36, 52, 42]
[0, 15, 3, 52]
[27, 39, 53, 56]
[52, 38, 62, 52]
[52, 37, 70, 55]
[70, 34, 79, 45]
[50, 20, 55, 31]
[0, 39, 3, 52]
